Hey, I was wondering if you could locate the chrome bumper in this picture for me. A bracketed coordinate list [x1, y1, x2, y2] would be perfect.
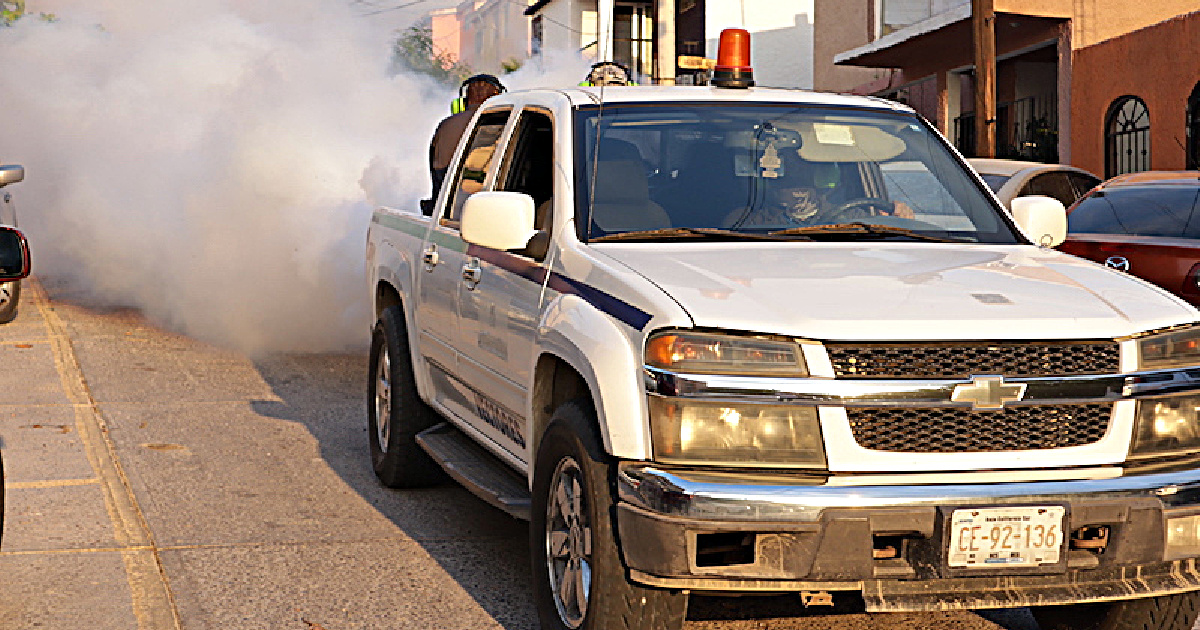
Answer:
[615, 464, 1200, 610]
[618, 464, 1200, 522]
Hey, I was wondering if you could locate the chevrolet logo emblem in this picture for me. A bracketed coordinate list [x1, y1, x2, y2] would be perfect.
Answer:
[951, 375, 1027, 411]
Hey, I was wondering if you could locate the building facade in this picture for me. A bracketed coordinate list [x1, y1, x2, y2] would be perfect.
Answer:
[813, 0, 1200, 176]
[421, 0, 534, 76]
[522, 0, 815, 88]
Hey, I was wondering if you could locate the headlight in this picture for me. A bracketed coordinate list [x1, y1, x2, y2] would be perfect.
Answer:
[645, 331, 807, 376]
[648, 396, 825, 468]
[1138, 327, 1200, 370]
[1130, 395, 1200, 458]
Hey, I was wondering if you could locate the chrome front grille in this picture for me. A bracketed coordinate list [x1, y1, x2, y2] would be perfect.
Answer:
[826, 342, 1120, 378]
[848, 404, 1113, 453]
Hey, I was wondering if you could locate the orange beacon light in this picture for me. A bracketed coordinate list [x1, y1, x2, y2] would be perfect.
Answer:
[712, 28, 754, 88]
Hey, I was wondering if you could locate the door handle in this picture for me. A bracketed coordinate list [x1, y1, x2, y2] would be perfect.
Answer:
[422, 246, 439, 271]
[462, 259, 481, 289]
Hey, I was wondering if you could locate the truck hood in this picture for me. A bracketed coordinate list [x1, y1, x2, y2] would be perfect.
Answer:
[594, 243, 1198, 340]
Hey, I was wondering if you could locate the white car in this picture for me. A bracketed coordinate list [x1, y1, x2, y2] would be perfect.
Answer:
[968, 157, 1100, 209]
[0, 164, 24, 323]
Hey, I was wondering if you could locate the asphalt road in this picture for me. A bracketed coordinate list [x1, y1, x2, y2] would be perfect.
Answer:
[0, 277, 1041, 630]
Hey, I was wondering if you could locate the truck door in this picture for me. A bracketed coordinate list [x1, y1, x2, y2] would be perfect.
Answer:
[455, 108, 555, 461]
[416, 108, 512, 409]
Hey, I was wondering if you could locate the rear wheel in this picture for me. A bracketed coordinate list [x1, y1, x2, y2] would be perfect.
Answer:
[530, 399, 688, 630]
[367, 305, 444, 488]
[0, 280, 21, 324]
[1032, 591, 1200, 630]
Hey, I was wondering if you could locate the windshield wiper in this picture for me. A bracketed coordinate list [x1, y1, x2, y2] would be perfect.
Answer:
[591, 227, 792, 242]
[769, 222, 970, 243]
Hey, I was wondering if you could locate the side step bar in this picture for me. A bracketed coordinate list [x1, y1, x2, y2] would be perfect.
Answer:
[416, 422, 532, 521]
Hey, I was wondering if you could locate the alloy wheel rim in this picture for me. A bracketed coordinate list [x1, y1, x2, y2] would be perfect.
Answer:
[545, 456, 592, 629]
[374, 347, 391, 452]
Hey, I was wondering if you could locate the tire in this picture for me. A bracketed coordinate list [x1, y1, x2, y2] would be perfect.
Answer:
[1032, 591, 1200, 630]
[367, 304, 445, 488]
[530, 399, 688, 630]
[0, 280, 21, 324]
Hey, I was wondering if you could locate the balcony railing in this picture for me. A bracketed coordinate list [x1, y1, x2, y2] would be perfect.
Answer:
[954, 94, 1059, 163]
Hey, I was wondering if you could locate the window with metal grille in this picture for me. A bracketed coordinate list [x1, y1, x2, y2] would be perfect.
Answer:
[613, 1, 654, 83]
[1105, 95, 1151, 178]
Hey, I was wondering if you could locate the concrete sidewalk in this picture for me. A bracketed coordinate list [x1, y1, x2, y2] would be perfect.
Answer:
[0, 279, 535, 630]
[0, 277, 167, 629]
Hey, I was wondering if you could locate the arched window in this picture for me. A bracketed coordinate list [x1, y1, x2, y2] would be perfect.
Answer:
[1188, 83, 1200, 170]
[1105, 96, 1151, 178]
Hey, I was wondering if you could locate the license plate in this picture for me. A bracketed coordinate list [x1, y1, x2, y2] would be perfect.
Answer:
[947, 506, 1065, 568]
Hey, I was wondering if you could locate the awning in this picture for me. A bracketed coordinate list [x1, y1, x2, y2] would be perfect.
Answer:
[834, 3, 971, 67]
[834, 7, 1065, 69]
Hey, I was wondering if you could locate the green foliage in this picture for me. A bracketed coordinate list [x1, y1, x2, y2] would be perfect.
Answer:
[2, 1, 58, 26]
[500, 58, 522, 74]
[391, 26, 472, 86]
[1, 0, 24, 25]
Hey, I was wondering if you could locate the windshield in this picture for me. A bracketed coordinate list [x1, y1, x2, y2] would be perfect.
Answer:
[1069, 185, 1200, 237]
[979, 173, 1010, 192]
[574, 104, 1021, 244]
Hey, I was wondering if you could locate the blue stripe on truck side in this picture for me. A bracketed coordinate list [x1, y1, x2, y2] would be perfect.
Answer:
[466, 244, 653, 331]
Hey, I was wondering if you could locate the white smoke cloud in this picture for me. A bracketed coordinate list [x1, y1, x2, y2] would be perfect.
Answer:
[0, 1, 584, 356]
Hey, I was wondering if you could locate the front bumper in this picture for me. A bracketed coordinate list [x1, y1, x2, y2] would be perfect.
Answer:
[616, 463, 1200, 611]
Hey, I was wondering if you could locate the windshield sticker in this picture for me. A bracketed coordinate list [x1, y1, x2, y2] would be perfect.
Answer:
[813, 123, 855, 146]
[734, 154, 754, 177]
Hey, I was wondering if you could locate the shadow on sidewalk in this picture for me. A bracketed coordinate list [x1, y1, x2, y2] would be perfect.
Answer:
[248, 352, 1039, 630]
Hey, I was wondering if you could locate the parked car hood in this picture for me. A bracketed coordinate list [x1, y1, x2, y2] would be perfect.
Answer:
[593, 242, 1197, 340]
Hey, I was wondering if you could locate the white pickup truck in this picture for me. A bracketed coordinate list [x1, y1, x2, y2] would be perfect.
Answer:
[365, 80, 1200, 630]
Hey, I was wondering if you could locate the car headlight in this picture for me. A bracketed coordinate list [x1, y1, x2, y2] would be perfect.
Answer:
[1130, 395, 1200, 459]
[648, 396, 825, 468]
[1138, 327, 1200, 370]
[645, 331, 808, 376]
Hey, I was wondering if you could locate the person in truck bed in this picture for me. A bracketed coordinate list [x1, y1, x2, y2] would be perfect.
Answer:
[426, 73, 505, 209]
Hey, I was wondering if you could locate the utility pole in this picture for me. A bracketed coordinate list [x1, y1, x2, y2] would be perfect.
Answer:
[598, 0, 615, 62]
[656, 0, 676, 85]
[972, 0, 996, 157]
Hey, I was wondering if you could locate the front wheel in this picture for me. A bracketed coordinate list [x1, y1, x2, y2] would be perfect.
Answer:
[1032, 591, 1200, 630]
[367, 305, 444, 488]
[530, 399, 687, 630]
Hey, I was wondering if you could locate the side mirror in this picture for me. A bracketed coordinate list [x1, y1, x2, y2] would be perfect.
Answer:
[461, 191, 538, 251]
[0, 227, 31, 281]
[1011, 195, 1066, 247]
[0, 165, 24, 188]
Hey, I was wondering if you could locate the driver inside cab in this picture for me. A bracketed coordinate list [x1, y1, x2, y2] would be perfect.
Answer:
[727, 160, 913, 228]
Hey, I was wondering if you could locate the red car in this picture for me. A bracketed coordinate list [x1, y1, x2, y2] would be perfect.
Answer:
[1060, 171, 1200, 306]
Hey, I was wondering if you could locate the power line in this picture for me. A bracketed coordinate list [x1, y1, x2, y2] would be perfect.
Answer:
[357, 0, 435, 17]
